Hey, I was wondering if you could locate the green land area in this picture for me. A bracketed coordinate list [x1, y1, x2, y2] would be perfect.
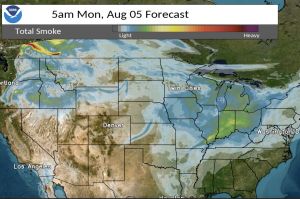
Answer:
[171, 0, 300, 88]
[207, 110, 255, 143]
[196, 147, 290, 198]
[207, 111, 235, 143]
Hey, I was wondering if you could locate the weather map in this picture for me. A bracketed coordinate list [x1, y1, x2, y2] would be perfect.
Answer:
[0, 0, 300, 198]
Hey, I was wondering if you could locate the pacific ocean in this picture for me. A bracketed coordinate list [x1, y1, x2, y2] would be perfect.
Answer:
[0, 133, 46, 198]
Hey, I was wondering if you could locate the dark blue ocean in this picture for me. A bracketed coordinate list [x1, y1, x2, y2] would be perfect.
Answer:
[0, 133, 46, 198]
[256, 134, 300, 197]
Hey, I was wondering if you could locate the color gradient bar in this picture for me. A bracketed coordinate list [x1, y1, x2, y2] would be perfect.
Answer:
[118, 25, 259, 33]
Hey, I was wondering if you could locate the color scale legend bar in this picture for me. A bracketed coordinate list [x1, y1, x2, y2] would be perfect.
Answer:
[2, 25, 276, 40]
[117, 25, 259, 33]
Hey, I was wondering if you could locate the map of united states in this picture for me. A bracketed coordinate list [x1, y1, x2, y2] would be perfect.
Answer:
[1, 39, 299, 198]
